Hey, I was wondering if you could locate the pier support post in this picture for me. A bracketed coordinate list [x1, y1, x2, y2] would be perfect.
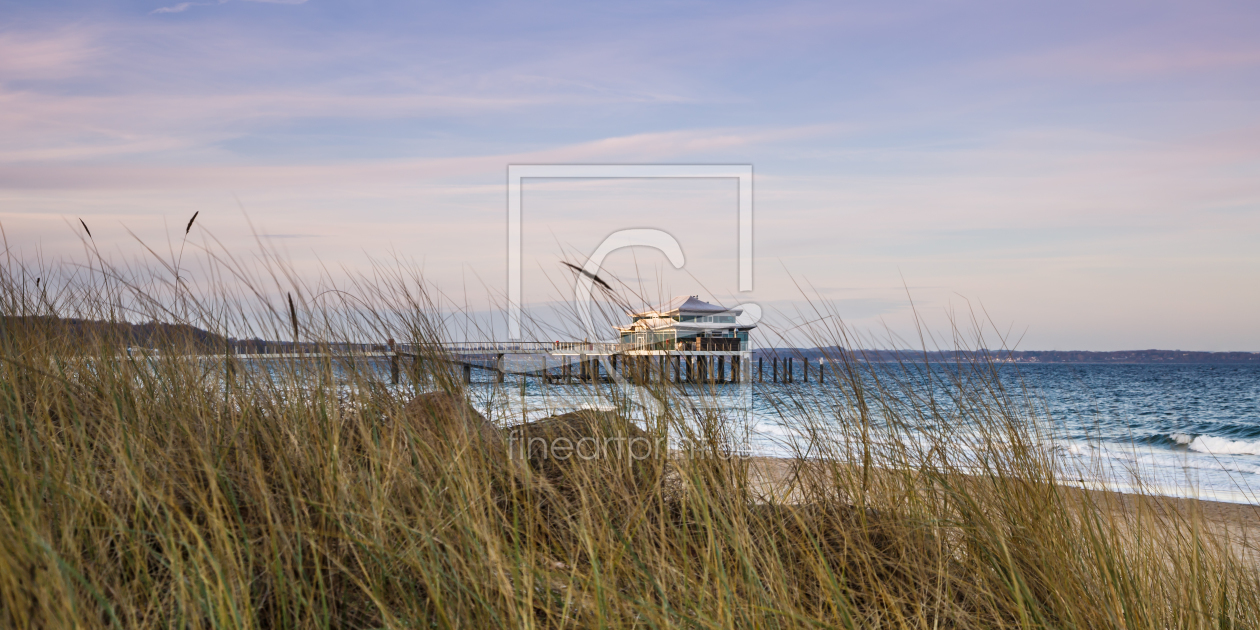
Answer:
[819, 359, 824, 383]
[758, 357, 763, 382]
[803, 357, 808, 382]
[390, 354, 400, 385]
[686, 356, 694, 382]
[732, 356, 740, 383]
[718, 356, 726, 384]
[788, 358, 794, 383]
[495, 353, 505, 383]
[773, 357, 778, 383]
[462, 364, 471, 384]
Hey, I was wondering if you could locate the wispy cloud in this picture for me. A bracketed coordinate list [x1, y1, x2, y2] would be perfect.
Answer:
[0, 29, 99, 79]
[152, 0, 307, 14]
[152, 1, 221, 14]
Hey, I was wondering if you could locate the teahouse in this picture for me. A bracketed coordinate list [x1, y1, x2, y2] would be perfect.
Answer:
[615, 295, 754, 351]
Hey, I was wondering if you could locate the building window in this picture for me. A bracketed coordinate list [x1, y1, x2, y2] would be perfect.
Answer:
[681, 314, 736, 323]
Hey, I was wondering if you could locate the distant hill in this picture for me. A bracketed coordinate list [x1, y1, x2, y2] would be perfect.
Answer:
[754, 348, 1260, 364]
[0, 316, 227, 353]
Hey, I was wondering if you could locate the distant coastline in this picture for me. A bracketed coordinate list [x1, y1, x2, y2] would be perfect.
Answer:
[758, 348, 1260, 365]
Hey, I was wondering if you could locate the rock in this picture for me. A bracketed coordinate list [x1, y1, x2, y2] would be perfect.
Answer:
[399, 390, 503, 446]
[506, 409, 662, 501]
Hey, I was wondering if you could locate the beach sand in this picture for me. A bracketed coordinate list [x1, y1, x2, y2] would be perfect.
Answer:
[745, 456, 1260, 563]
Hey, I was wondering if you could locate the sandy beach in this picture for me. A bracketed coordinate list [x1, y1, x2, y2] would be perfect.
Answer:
[746, 456, 1260, 563]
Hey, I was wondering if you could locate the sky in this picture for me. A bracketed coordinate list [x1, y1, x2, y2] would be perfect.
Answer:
[1, 0, 1258, 349]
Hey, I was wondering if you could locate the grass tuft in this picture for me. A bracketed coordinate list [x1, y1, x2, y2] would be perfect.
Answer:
[1, 242, 1257, 629]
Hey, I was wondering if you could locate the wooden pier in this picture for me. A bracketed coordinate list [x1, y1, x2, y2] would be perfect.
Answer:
[397, 340, 753, 386]
[215, 341, 827, 386]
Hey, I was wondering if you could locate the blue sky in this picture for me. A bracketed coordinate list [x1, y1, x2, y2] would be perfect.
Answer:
[2, 0, 1258, 349]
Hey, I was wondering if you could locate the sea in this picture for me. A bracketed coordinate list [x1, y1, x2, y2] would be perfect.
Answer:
[458, 361, 1260, 505]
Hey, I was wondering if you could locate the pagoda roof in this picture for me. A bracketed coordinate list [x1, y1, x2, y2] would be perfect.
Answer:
[631, 295, 740, 318]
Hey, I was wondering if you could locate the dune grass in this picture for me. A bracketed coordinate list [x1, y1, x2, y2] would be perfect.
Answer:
[1, 244, 1258, 629]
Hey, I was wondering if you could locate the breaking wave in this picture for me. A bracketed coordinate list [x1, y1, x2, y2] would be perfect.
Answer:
[1186, 435, 1260, 456]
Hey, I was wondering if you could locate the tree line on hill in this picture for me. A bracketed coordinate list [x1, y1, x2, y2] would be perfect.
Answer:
[0, 316, 228, 353]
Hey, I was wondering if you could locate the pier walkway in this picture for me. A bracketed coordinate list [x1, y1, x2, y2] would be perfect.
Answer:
[220, 340, 760, 385]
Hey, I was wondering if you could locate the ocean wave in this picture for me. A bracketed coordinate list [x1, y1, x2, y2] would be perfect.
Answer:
[1057, 440, 1260, 476]
[1187, 435, 1260, 456]
[1144, 432, 1260, 453]
[1177, 424, 1260, 440]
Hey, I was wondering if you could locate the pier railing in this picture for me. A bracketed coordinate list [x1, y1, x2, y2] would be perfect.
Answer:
[214, 339, 748, 357]
[426, 340, 747, 354]
[407, 341, 638, 355]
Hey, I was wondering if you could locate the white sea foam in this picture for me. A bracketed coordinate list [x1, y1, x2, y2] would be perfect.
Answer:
[1171, 432, 1195, 445]
[1188, 435, 1260, 456]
